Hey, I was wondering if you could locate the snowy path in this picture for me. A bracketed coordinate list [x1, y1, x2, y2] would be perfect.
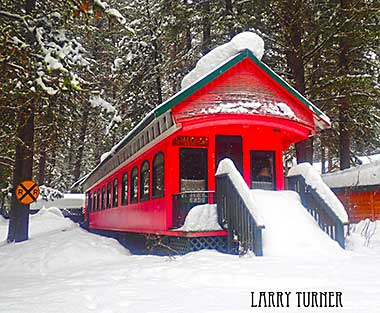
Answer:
[1, 209, 380, 313]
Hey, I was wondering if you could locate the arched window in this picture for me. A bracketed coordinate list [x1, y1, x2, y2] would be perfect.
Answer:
[121, 173, 128, 205]
[140, 161, 150, 201]
[97, 190, 100, 210]
[101, 186, 105, 209]
[93, 192, 97, 211]
[113, 178, 118, 207]
[107, 182, 111, 208]
[87, 192, 92, 212]
[152, 152, 164, 198]
[130, 167, 138, 203]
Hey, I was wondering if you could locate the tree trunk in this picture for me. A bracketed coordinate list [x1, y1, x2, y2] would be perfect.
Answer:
[225, 0, 234, 39]
[7, 0, 37, 243]
[295, 140, 313, 164]
[37, 147, 46, 185]
[72, 102, 89, 189]
[338, 0, 352, 170]
[7, 102, 35, 243]
[321, 143, 326, 174]
[283, 0, 313, 164]
[201, 1, 211, 55]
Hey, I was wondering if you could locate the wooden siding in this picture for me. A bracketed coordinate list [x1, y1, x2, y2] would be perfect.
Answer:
[334, 188, 380, 222]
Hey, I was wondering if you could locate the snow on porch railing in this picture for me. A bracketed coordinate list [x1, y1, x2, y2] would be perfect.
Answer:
[287, 163, 349, 249]
[215, 159, 265, 256]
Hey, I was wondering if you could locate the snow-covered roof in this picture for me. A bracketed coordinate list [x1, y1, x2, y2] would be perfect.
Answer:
[322, 160, 380, 189]
[181, 32, 264, 89]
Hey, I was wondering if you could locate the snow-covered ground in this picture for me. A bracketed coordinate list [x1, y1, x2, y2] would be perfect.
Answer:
[1, 209, 380, 313]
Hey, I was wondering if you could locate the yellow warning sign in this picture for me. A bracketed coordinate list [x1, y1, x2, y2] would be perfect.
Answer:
[15, 180, 40, 205]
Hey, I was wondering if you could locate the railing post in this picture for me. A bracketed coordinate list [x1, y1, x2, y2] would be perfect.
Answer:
[254, 226, 263, 256]
[335, 221, 345, 249]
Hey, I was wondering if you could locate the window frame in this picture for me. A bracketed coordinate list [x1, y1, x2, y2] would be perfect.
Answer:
[121, 172, 128, 205]
[152, 152, 164, 199]
[140, 160, 150, 202]
[107, 182, 111, 208]
[250, 150, 276, 190]
[130, 166, 138, 204]
[113, 178, 118, 207]
[97, 190, 100, 211]
[101, 186, 105, 209]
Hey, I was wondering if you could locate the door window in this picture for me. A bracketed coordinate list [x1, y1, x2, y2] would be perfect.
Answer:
[180, 148, 208, 192]
[251, 150, 275, 190]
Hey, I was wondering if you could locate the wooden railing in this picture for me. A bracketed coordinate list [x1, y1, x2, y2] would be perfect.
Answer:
[287, 175, 347, 248]
[171, 191, 215, 228]
[216, 174, 264, 256]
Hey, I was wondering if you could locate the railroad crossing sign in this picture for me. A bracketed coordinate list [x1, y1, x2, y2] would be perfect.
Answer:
[15, 180, 40, 205]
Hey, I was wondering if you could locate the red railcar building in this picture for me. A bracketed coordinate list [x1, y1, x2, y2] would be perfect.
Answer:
[82, 49, 330, 252]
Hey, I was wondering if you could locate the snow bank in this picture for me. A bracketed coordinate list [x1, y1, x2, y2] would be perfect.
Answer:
[0, 207, 129, 273]
[176, 204, 222, 232]
[181, 32, 264, 89]
[346, 219, 380, 253]
[288, 163, 349, 223]
[323, 160, 380, 188]
[216, 158, 264, 226]
[251, 190, 343, 256]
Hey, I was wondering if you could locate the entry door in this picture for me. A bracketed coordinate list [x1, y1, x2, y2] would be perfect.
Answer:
[215, 135, 243, 174]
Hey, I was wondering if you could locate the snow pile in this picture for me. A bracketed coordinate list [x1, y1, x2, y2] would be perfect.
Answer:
[177, 204, 222, 232]
[181, 32, 264, 89]
[200, 100, 297, 119]
[323, 160, 380, 188]
[346, 219, 380, 253]
[251, 190, 343, 256]
[216, 158, 264, 226]
[2, 206, 380, 312]
[0, 207, 129, 272]
[288, 163, 349, 223]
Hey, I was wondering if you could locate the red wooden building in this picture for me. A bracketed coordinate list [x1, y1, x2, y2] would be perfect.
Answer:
[82, 49, 331, 252]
